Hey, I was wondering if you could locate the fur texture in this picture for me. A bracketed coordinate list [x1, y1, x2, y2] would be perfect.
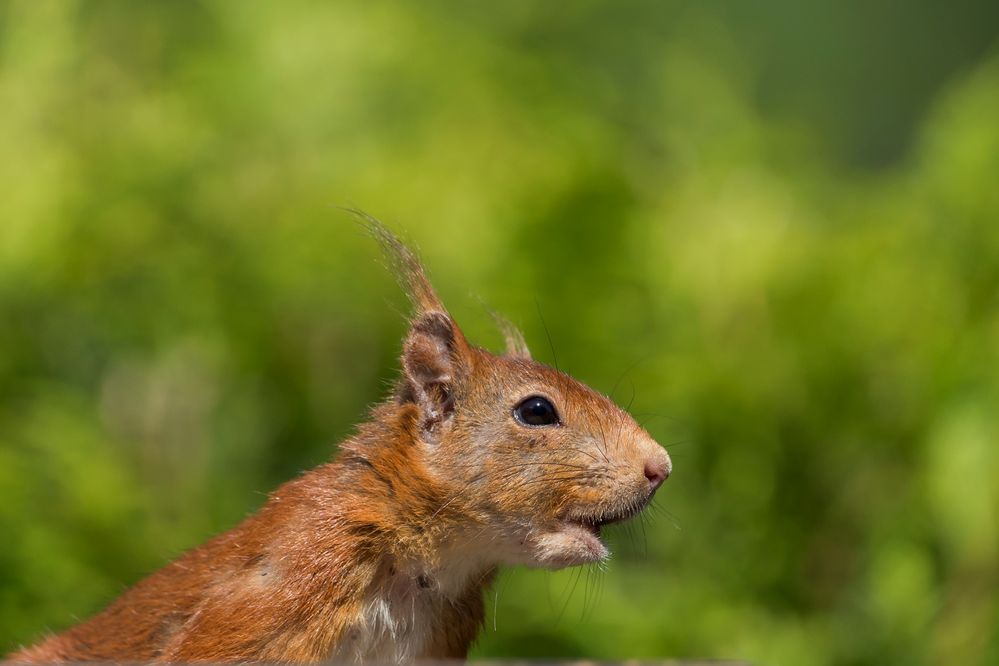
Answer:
[9, 220, 671, 663]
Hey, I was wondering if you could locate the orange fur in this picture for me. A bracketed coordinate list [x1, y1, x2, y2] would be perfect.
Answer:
[9, 220, 671, 663]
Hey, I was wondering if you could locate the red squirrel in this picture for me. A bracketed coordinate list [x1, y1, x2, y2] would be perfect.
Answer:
[9, 219, 672, 663]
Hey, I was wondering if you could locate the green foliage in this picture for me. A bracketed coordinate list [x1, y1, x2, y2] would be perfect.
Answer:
[2, 2, 998, 664]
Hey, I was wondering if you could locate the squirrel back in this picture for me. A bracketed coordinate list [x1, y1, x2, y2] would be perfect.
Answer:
[10, 219, 671, 663]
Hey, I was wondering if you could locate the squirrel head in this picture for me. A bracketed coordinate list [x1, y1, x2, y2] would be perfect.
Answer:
[365, 218, 671, 571]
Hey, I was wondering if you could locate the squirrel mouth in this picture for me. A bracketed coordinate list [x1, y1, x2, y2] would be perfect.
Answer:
[562, 500, 648, 543]
[535, 495, 656, 567]
[566, 502, 645, 533]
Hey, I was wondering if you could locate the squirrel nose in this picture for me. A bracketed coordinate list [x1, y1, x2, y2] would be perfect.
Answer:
[644, 458, 670, 491]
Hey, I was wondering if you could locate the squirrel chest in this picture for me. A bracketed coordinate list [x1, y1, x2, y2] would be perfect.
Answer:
[332, 563, 490, 662]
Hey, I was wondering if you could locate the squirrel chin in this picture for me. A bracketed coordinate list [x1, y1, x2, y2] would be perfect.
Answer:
[528, 522, 610, 570]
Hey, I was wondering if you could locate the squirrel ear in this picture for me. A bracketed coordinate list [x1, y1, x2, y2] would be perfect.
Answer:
[355, 212, 473, 435]
[401, 311, 471, 439]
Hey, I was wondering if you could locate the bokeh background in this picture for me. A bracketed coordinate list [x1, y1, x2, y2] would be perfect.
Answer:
[2, 2, 999, 664]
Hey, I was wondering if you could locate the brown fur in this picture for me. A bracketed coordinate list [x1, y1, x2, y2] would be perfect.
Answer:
[9, 219, 671, 663]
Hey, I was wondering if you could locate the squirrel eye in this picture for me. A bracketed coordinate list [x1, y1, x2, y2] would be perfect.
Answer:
[513, 395, 560, 427]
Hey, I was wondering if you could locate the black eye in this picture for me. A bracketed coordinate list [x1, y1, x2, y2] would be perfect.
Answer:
[514, 395, 560, 427]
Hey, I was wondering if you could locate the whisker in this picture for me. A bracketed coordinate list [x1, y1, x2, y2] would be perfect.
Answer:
[588, 563, 606, 622]
[647, 501, 682, 531]
[639, 510, 649, 557]
[554, 566, 584, 626]
[583, 562, 604, 622]
[569, 447, 601, 463]
[609, 356, 650, 402]
[495, 443, 604, 466]
[535, 299, 559, 372]
[594, 418, 612, 463]
[447, 461, 596, 472]
[423, 472, 484, 523]
[492, 467, 609, 483]
[504, 473, 611, 490]
[491, 569, 513, 632]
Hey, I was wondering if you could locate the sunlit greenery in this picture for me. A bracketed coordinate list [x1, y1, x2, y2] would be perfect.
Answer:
[2, 2, 998, 665]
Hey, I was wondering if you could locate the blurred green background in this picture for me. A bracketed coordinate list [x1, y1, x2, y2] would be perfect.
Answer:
[2, 2, 999, 664]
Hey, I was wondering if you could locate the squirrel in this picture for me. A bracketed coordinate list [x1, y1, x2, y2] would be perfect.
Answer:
[8, 218, 672, 663]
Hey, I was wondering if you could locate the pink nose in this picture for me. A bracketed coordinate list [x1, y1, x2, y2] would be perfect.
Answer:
[644, 459, 670, 491]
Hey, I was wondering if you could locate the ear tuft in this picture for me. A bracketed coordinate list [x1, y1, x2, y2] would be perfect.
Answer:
[490, 311, 531, 359]
[349, 209, 446, 316]
[348, 210, 474, 438]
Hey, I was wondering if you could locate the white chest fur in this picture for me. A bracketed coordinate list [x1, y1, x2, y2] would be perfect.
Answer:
[331, 573, 438, 663]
